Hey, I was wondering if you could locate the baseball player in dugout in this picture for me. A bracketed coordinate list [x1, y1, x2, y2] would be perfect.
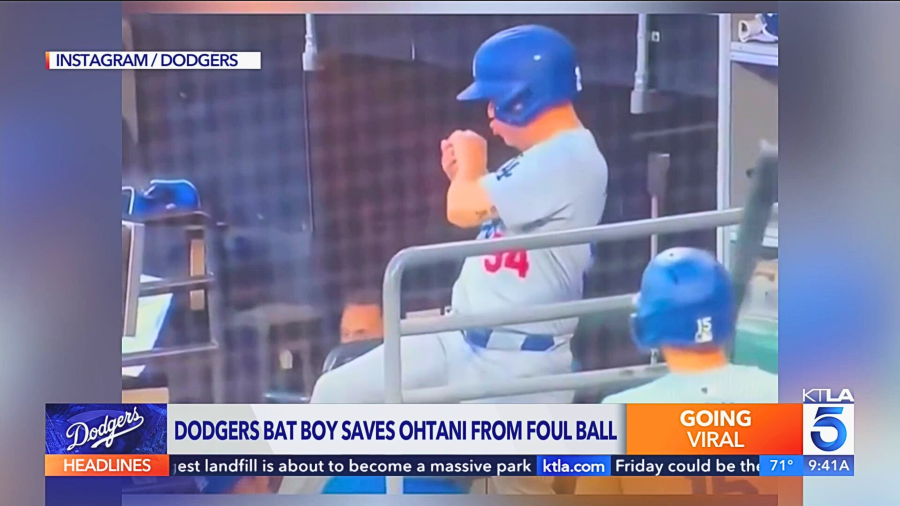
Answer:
[576, 247, 779, 496]
[279, 25, 608, 495]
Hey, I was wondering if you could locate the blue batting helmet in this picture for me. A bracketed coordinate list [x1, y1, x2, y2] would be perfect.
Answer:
[457, 25, 581, 127]
[124, 179, 201, 217]
[631, 247, 735, 349]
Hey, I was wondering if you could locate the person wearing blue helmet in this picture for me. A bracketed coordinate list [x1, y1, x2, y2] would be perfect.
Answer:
[287, 24, 608, 496]
[447, 24, 584, 159]
[604, 247, 777, 405]
[575, 249, 778, 495]
[456, 24, 581, 124]
[310, 23, 607, 403]
[309, 23, 608, 404]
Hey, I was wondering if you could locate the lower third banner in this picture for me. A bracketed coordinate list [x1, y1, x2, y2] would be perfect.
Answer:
[166, 455, 764, 478]
[171, 455, 536, 477]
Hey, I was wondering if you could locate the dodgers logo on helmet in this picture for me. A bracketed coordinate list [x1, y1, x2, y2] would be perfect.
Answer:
[457, 25, 581, 126]
[631, 248, 735, 349]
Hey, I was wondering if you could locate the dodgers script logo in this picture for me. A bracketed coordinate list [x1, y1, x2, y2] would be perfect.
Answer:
[802, 389, 855, 456]
[45, 404, 167, 455]
[66, 406, 144, 451]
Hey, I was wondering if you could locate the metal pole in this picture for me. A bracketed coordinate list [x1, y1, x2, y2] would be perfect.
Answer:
[717, 14, 733, 266]
[650, 198, 659, 257]
[123, 221, 145, 337]
[388, 207, 744, 271]
[383, 232, 406, 501]
[292, 363, 668, 405]
[631, 13, 650, 114]
[400, 294, 635, 337]
[404, 363, 669, 404]
[122, 342, 218, 367]
[303, 14, 320, 72]
[139, 276, 214, 297]
[647, 152, 670, 366]
[205, 227, 227, 404]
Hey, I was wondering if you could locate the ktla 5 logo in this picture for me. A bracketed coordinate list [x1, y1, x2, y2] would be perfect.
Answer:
[802, 389, 854, 456]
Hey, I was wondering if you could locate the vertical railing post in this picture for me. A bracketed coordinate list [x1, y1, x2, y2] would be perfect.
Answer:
[382, 252, 409, 405]
[382, 252, 409, 496]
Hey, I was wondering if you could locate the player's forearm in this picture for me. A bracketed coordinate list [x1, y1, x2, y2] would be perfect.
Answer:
[446, 174, 496, 228]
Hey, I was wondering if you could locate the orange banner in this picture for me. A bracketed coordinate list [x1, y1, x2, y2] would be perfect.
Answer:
[626, 404, 802, 455]
[45, 454, 169, 476]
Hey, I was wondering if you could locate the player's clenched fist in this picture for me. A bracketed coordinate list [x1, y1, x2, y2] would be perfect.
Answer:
[447, 129, 488, 177]
[440, 138, 458, 181]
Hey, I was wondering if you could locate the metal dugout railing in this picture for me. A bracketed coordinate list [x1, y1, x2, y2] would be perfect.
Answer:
[380, 204, 776, 494]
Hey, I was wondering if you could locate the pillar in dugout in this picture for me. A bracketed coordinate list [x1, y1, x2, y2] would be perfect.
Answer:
[624, 404, 802, 455]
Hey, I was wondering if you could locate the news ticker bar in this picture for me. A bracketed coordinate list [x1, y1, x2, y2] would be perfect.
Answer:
[45, 455, 855, 478]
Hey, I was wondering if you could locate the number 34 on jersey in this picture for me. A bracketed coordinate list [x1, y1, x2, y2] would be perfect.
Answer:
[481, 228, 530, 278]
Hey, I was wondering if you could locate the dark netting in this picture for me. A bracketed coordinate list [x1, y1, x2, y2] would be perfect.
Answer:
[123, 14, 720, 404]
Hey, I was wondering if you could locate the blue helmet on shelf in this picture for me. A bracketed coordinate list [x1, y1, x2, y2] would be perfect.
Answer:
[631, 247, 735, 350]
[457, 25, 581, 127]
[123, 179, 201, 217]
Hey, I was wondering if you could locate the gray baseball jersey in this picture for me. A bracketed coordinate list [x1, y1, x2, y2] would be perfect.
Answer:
[450, 127, 608, 337]
[602, 364, 779, 404]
